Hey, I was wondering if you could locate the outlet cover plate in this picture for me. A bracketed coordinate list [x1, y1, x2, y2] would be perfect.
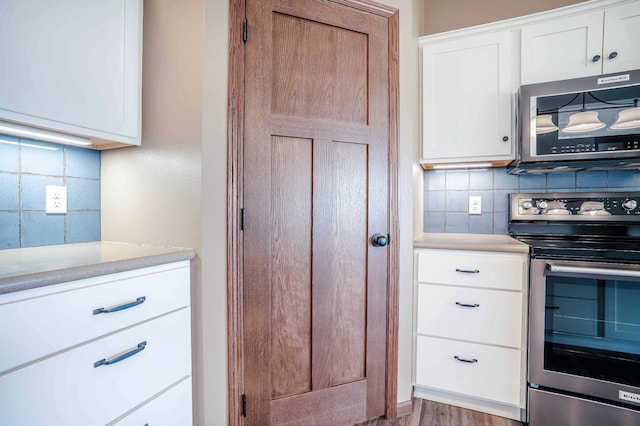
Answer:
[469, 196, 482, 215]
[46, 185, 67, 214]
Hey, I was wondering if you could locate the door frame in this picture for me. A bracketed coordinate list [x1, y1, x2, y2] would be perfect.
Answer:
[226, 1, 400, 423]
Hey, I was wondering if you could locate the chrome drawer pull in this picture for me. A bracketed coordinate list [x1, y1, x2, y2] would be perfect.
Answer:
[93, 296, 146, 315]
[454, 355, 478, 364]
[94, 341, 147, 368]
[455, 268, 479, 274]
[455, 302, 480, 308]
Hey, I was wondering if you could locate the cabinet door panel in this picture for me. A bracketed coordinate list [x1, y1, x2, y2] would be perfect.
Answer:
[603, 2, 640, 74]
[521, 11, 603, 84]
[421, 31, 513, 163]
[0, 309, 191, 426]
[417, 284, 522, 348]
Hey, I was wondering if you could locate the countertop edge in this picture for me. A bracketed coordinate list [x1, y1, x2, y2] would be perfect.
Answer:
[0, 249, 196, 296]
[413, 233, 530, 254]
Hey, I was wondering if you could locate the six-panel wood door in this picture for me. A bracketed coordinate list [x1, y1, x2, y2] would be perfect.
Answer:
[242, 0, 390, 424]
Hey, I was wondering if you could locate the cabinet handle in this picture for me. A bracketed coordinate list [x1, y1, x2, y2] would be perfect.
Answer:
[592, 54, 601, 62]
[455, 268, 479, 274]
[93, 296, 146, 315]
[545, 305, 560, 310]
[94, 341, 147, 368]
[502, 136, 509, 142]
[609, 51, 618, 59]
[454, 355, 478, 364]
[455, 302, 480, 308]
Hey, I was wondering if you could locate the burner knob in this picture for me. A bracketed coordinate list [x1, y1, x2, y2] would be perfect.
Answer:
[622, 199, 638, 211]
[522, 201, 533, 210]
[538, 201, 548, 210]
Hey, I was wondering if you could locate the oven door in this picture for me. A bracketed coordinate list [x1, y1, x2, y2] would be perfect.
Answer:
[529, 259, 640, 408]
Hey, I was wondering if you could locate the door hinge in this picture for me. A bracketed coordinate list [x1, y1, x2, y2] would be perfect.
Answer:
[242, 393, 247, 417]
[240, 208, 245, 231]
[242, 18, 248, 43]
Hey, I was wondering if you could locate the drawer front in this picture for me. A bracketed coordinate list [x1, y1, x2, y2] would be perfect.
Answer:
[111, 377, 192, 426]
[416, 250, 526, 290]
[0, 263, 190, 373]
[415, 335, 521, 406]
[0, 308, 191, 426]
[417, 284, 522, 348]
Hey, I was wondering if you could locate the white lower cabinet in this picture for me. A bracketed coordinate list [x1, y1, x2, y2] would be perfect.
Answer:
[413, 249, 528, 421]
[0, 261, 192, 426]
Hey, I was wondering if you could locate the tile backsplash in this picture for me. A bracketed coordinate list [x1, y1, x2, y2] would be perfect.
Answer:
[0, 134, 100, 249]
[424, 168, 640, 235]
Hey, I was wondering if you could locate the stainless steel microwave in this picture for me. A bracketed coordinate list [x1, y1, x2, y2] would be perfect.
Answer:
[510, 69, 640, 174]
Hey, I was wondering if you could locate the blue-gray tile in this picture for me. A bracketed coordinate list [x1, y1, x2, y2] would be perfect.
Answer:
[446, 191, 469, 212]
[519, 173, 547, 190]
[425, 190, 446, 212]
[0, 212, 20, 249]
[469, 214, 493, 234]
[0, 173, 19, 210]
[66, 147, 100, 179]
[446, 170, 469, 190]
[445, 212, 469, 233]
[20, 139, 64, 176]
[493, 212, 508, 234]
[469, 190, 494, 214]
[547, 172, 576, 189]
[67, 178, 100, 210]
[469, 169, 493, 190]
[576, 171, 607, 188]
[608, 170, 640, 188]
[21, 211, 64, 247]
[425, 212, 445, 233]
[494, 190, 512, 212]
[21, 175, 64, 211]
[425, 171, 446, 191]
[493, 169, 519, 190]
[0, 135, 20, 172]
[66, 211, 100, 243]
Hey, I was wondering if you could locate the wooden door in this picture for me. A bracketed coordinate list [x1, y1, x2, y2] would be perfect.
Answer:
[242, 0, 391, 424]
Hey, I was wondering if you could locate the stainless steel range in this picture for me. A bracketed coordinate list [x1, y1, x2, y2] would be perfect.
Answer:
[509, 192, 640, 425]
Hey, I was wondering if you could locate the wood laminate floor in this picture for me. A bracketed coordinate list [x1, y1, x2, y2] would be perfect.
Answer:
[355, 399, 523, 426]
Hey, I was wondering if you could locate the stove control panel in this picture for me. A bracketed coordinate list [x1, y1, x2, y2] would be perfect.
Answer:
[510, 192, 640, 222]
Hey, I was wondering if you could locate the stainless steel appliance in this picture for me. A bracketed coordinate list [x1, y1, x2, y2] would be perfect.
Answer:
[509, 192, 640, 425]
[510, 69, 640, 174]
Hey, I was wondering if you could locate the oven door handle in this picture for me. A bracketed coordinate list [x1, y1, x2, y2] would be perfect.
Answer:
[547, 264, 640, 278]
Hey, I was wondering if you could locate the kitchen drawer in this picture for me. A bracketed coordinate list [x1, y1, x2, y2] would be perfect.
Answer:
[416, 250, 526, 291]
[415, 335, 521, 406]
[417, 284, 522, 348]
[0, 308, 191, 426]
[0, 262, 189, 374]
[111, 377, 193, 426]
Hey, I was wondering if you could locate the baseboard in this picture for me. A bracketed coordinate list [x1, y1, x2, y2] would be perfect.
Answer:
[396, 400, 413, 417]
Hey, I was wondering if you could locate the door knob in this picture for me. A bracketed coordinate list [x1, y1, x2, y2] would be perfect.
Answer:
[371, 233, 389, 247]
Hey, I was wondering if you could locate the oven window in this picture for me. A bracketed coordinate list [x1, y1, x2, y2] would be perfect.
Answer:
[544, 274, 640, 387]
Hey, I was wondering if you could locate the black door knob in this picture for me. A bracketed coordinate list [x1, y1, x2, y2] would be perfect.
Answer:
[609, 51, 618, 59]
[371, 233, 389, 247]
[592, 54, 601, 62]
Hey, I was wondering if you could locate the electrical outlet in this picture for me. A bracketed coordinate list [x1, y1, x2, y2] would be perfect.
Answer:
[469, 196, 482, 215]
[46, 185, 67, 214]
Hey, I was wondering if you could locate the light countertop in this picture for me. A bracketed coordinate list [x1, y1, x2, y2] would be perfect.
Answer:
[414, 233, 530, 254]
[0, 241, 196, 295]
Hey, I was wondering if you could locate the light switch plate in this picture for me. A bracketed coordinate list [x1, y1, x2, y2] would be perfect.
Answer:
[46, 185, 67, 214]
[469, 196, 482, 215]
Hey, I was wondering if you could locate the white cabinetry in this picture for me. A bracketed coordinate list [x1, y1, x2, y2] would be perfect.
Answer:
[521, 1, 640, 84]
[0, 0, 143, 149]
[420, 30, 515, 168]
[413, 249, 528, 421]
[0, 261, 192, 426]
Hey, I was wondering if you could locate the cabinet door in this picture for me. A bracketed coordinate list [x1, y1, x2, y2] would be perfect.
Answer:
[421, 31, 514, 164]
[521, 11, 603, 84]
[0, 0, 142, 146]
[603, 2, 640, 74]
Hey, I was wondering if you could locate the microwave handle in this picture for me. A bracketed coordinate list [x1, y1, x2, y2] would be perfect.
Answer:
[547, 264, 640, 279]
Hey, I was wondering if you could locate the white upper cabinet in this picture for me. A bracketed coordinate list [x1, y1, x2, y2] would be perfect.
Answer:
[0, 0, 142, 149]
[420, 30, 515, 167]
[521, 1, 640, 85]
